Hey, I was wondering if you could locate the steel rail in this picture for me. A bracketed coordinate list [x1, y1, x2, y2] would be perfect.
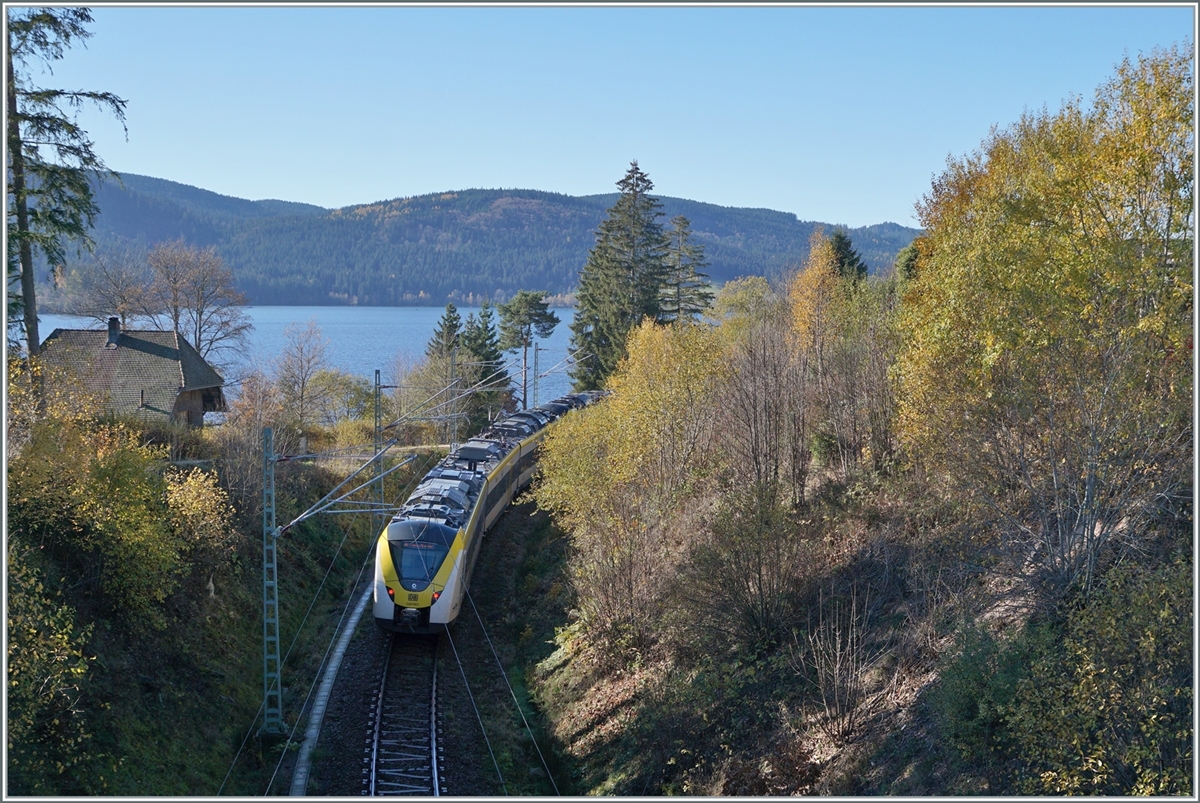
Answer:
[366, 636, 442, 796]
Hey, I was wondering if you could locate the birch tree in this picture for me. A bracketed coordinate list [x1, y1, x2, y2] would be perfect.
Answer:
[896, 45, 1193, 596]
[143, 239, 251, 365]
[276, 319, 330, 434]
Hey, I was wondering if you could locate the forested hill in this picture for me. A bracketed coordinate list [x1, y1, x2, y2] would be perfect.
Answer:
[89, 173, 921, 306]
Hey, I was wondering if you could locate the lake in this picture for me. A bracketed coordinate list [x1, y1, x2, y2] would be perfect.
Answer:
[39, 305, 579, 405]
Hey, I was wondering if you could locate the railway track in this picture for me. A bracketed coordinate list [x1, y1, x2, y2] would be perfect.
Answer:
[364, 634, 445, 796]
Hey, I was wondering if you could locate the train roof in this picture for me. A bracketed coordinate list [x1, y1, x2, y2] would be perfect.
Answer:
[386, 391, 608, 532]
[509, 409, 551, 426]
[487, 424, 532, 440]
[385, 517, 458, 545]
[408, 483, 470, 511]
[454, 439, 504, 463]
[535, 401, 570, 416]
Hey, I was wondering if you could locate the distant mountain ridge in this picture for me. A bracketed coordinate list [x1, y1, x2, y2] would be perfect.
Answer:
[84, 173, 921, 306]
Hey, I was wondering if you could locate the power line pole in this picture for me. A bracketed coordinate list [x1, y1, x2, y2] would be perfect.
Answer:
[260, 427, 285, 736]
[450, 347, 459, 444]
[374, 370, 384, 537]
[533, 344, 541, 408]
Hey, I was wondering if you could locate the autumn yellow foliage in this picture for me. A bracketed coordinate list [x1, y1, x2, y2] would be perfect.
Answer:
[895, 45, 1193, 594]
[535, 320, 724, 645]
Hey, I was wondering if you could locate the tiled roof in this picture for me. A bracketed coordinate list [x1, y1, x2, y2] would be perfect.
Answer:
[40, 328, 225, 421]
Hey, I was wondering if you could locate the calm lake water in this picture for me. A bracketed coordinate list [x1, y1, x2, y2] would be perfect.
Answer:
[39, 305, 579, 404]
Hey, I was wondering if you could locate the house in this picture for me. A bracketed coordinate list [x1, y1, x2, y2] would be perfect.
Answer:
[40, 317, 228, 427]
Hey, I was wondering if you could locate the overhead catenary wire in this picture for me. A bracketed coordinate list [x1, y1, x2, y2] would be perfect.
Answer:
[277, 447, 412, 532]
[225, 353, 579, 793]
[263, 516, 372, 795]
[217, 518, 362, 796]
[274, 439, 390, 461]
[384, 356, 518, 424]
[279, 453, 419, 533]
[466, 590, 561, 795]
[534, 345, 591, 381]
[444, 625, 508, 796]
[276, 357, 522, 532]
[218, 448, 441, 795]
[216, 700, 267, 795]
[220, 444, 441, 796]
[383, 356, 522, 433]
[270, 451, 444, 794]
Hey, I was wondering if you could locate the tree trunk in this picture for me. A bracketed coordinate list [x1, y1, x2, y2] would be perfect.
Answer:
[7, 46, 39, 356]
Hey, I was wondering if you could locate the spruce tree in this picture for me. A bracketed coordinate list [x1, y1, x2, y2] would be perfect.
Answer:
[661, 215, 714, 322]
[462, 301, 507, 388]
[569, 161, 669, 390]
[7, 8, 127, 356]
[425, 302, 462, 361]
[422, 302, 465, 441]
[894, 241, 920, 283]
[829, 228, 867, 282]
[461, 300, 510, 427]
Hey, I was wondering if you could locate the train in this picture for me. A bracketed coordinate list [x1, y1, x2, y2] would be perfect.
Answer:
[372, 390, 605, 633]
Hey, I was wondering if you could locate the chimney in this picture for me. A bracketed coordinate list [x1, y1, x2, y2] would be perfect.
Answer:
[106, 317, 120, 348]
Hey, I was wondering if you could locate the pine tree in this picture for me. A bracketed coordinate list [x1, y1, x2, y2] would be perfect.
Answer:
[570, 161, 670, 390]
[661, 215, 714, 322]
[499, 290, 559, 409]
[829, 228, 867, 282]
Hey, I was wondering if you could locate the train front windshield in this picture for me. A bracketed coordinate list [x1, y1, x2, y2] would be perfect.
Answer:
[395, 542, 449, 589]
[386, 519, 458, 593]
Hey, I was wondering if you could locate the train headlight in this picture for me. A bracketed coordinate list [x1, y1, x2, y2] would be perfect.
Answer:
[386, 586, 395, 601]
[431, 591, 441, 604]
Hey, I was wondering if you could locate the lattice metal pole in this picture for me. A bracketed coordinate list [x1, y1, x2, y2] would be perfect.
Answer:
[260, 427, 286, 736]
[374, 370, 384, 536]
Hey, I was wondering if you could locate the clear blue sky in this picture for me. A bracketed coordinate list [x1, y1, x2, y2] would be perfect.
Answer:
[28, 3, 1195, 228]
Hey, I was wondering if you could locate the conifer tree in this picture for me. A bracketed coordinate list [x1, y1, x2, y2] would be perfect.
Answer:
[829, 228, 867, 282]
[570, 161, 670, 390]
[461, 300, 510, 427]
[7, 7, 127, 356]
[425, 302, 462, 361]
[420, 302, 465, 441]
[499, 290, 559, 409]
[462, 300, 507, 387]
[893, 241, 920, 282]
[661, 214, 714, 322]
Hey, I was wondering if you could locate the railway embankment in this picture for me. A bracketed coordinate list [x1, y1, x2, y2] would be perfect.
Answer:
[492, 471, 1191, 795]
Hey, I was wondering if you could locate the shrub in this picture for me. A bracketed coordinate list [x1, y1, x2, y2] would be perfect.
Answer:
[931, 555, 1193, 795]
[799, 584, 888, 745]
[6, 545, 116, 794]
[930, 620, 1052, 782]
[1006, 557, 1193, 795]
[675, 485, 804, 655]
[9, 419, 184, 630]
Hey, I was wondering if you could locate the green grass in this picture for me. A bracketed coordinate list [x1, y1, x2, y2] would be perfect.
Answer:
[62, 457, 430, 795]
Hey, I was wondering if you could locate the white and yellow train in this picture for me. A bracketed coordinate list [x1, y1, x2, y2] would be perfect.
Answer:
[372, 391, 604, 633]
